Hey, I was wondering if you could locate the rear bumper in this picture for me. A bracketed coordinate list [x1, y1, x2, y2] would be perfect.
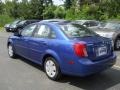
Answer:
[62, 53, 116, 76]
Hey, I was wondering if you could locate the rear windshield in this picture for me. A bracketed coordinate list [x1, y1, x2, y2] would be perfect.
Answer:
[104, 23, 120, 30]
[59, 23, 97, 38]
[18, 21, 26, 25]
[10, 20, 20, 26]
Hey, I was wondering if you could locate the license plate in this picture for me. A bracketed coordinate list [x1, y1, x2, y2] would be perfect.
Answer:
[97, 46, 107, 56]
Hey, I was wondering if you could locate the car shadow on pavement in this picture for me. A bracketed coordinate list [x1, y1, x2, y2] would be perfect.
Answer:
[18, 56, 120, 90]
[17, 56, 44, 71]
[59, 68, 120, 90]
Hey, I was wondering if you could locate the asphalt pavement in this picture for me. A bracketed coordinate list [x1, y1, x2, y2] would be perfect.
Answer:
[0, 31, 120, 90]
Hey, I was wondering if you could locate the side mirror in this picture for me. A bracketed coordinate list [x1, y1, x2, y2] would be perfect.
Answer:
[14, 31, 21, 37]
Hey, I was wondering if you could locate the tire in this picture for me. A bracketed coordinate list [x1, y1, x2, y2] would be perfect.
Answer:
[6, 29, 10, 32]
[115, 38, 120, 50]
[44, 57, 62, 81]
[8, 44, 17, 58]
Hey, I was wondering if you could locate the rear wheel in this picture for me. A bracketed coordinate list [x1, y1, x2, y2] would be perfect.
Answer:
[8, 44, 17, 58]
[115, 38, 120, 50]
[44, 57, 61, 80]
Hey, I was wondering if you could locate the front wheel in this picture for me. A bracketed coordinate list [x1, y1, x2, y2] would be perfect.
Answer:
[8, 44, 17, 58]
[6, 29, 10, 32]
[115, 38, 120, 50]
[44, 57, 62, 80]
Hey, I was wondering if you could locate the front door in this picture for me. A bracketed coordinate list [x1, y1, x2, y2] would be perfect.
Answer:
[14, 24, 37, 58]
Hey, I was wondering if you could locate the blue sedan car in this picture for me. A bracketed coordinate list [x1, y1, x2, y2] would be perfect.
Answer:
[7, 21, 116, 80]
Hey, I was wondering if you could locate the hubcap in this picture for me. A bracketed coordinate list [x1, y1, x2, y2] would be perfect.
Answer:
[45, 60, 56, 78]
[8, 45, 13, 57]
[116, 39, 120, 49]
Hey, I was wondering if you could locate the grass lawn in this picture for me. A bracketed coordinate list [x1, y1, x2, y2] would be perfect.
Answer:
[0, 27, 4, 31]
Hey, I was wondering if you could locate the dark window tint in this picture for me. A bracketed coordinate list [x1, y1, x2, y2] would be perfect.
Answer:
[84, 21, 99, 27]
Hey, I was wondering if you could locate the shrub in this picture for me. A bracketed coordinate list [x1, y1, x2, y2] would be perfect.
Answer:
[43, 6, 55, 19]
[0, 15, 14, 27]
[54, 6, 66, 19]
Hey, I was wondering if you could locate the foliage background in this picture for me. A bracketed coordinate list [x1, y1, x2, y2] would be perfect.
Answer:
[0, 0, 120, 27]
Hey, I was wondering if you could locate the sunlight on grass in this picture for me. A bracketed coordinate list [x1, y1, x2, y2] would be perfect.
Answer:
[0, 27, 4, 32]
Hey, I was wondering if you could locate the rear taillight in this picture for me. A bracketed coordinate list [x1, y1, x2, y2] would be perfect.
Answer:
[74, 43, 88, 57]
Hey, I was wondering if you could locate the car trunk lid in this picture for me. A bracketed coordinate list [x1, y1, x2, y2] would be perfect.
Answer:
[71, 36, 113, 61]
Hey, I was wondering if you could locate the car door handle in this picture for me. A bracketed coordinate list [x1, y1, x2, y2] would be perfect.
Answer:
[24, 39, 29, 41]
[31, 42, 39, 46]
[41, 41, 47, 45]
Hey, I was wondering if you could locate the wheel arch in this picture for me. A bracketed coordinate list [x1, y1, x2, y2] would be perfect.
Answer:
[117, 35, 120, 38]
[7, 39, 15, 52]
[114, 34, 120, 50]
[114, 34, 120, 41]
[7, 41, 13, 47]
[41, 50, 62, 68]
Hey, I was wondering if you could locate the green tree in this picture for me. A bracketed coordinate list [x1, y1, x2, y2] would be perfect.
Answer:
[0, 0, 3, 14]
[10, 0, 20, 18]
[29, 0, 44, 19]
[64, 0, 72, 9]
[44, 0, 53, 6]
[99, 0, 120, 19]
[19, 0, 30, 19]
[4, 0, 13, 16]
[54, 6, 65, 18]
[43, 6, 55, 19]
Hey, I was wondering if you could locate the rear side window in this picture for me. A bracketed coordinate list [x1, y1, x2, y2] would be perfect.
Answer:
[104, 23, 120, 30]
[34, 25, 56, 39]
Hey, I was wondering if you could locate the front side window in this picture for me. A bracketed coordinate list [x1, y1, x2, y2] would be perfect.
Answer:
[59, 23, 97, 38]
[21, 24, 36, 37]
[83, 22, 91, 27]
[89, 21, 99, 26]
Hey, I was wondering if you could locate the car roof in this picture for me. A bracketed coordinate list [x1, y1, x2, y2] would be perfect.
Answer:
[18, 20, 40, 24]
[41, 19, 69, 22]
[75, 20, 98, 22]
[19, 19, 38, 22]
[37, 21, 82, 27]
[75, 20, 99, 24]
[39, 20, 71, 24]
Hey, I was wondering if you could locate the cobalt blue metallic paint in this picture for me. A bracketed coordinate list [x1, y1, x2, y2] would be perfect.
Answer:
[7, 22, 116, 77]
